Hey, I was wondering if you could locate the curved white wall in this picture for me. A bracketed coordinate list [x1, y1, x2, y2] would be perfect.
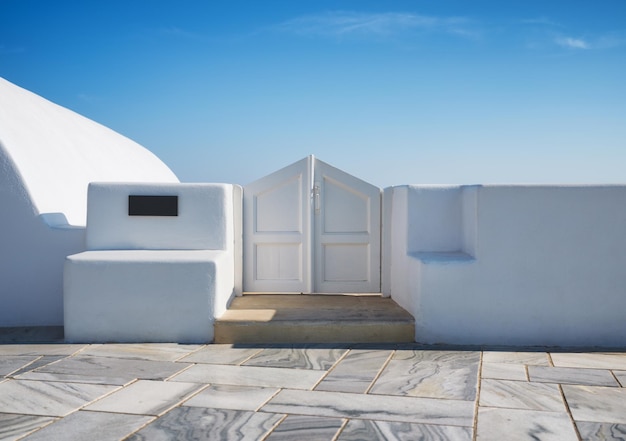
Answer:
[0, 78, 179, 326]
[0, 77, 178, 227]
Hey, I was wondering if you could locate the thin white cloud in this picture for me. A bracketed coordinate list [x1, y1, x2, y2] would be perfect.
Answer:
[555, 36, 590, 49]
[553, 33, 626, 50]
[275, 11, 478, 39]
[519, 15, 626, 52]
[594, 32, 626, 49]
[521, 17, 561, 27]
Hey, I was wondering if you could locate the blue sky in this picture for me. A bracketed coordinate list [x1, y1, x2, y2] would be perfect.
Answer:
[2, 0, 625, 187]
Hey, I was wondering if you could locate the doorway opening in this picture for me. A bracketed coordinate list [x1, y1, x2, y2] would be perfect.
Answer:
[243, 156, 381, 294]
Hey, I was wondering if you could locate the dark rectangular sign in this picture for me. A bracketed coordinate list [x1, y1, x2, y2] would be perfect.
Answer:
[128, 195, 178, 216]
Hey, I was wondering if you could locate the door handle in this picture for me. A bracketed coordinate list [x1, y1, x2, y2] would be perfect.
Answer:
[314, 184, 321, 214]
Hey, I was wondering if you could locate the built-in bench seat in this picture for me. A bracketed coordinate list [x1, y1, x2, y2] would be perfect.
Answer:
[63, 183, 239, 343]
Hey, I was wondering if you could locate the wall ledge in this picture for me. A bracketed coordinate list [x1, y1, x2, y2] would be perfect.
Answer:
[410, 251, 475, 264]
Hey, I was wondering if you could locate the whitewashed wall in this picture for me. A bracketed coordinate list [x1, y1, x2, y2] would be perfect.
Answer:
[0, 152, 84, 326]
[0, 78, 178, 327]
[385, 185, 626, 348]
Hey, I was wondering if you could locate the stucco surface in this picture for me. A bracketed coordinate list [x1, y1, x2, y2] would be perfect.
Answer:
[0, 78, 178, 326]
[64, 250, 229, 343]
[386, 184, 626, 347]
[86, 182, 231, 250]
[0, 77, 178, 227]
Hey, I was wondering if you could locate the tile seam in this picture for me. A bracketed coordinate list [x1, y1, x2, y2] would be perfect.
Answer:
[163, 362, 197, 382]
[12, 415, 60, 441]
[152, 382, 212, 417]
[6, 355, 44, 378]
[311, 348, 352, 390]
[259, 413, 288, 441]
[119, 414, 159, 441]
[238, 347, 266, 365]
[331, 418, 350, 441]
[173, 344, 209, 362]
[558, 384, 583, 441]
[472, 351, 483, 441]
[256, 387, 284, 412]
[363, 349, 395, 395]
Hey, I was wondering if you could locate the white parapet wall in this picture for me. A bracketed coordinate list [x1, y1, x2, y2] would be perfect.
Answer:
[385, 184, 626, 348]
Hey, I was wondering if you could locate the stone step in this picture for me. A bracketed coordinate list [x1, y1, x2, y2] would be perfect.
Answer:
[214, 294, 415, 344]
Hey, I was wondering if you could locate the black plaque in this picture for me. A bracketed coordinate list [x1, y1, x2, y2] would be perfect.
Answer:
[128, 195, 178, 216]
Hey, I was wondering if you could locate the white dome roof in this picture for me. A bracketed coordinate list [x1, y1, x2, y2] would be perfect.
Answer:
[0, 77, 179, 226]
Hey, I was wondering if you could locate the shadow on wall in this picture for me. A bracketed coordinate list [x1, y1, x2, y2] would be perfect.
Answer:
[0, 78, 179, 327]
[0, 151, 84, 326]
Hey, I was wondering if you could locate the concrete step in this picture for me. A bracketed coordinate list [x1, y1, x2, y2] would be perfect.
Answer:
[214, 294, 415, 344]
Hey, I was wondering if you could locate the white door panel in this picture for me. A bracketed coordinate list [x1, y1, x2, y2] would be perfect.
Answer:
[314, 159, 381, 293]
[243, 156, 380, 293]
[243, 157, 312, 293]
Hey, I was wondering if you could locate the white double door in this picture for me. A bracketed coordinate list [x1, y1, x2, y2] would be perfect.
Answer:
[243, 156, 381, 293]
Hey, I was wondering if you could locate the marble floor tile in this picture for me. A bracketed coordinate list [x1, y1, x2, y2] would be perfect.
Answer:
[576, 421, 626, 440]
[170, 364, 325, 389]
[7, 356, 66, 378]
[0, 344, 86, 356]
[261, 389, 475, 426]
[126, 406, 283, 441]
[476, 407, 578, 441]
[614, 370, 626, 387]
[183, 384, 278, 411]
[17, 356, 191, 385]
[338, 419, 472, 441]
[481, 362, 527, 381]
[0, 379, 118, 416]
[85, 380, 202, 415]
[242, 345, 348, 370]
[551, 353, 626, 371]
[482, 351, 550, 366]
[0, 413, 55, 441]
[0, 356, 38, 376]
[78, 343, 203, 361]
[265, 415, 344, 440]
[562, 385, 626, 424]
[315, 349, 392, 393]
[369, 350, 479, 400]
[479, 379, 565, 412]
[390, 349, 478, 363]
[178, 344, 262, 365]
[528, 365, 619, 387]
[20, 410, 152, 441]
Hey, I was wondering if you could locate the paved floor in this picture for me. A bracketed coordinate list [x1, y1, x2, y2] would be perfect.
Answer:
[1, 339, 626, 440]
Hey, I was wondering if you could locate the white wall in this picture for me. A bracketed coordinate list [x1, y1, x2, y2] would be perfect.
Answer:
[0, 151, 83, 326]
[87, 183, 230, 250]
[64, 183, 240, 342]
[387, 184, 626, 348]
[0, 78, 178, 327]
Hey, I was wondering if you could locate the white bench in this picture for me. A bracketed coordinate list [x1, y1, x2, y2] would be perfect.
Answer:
[63, 182, 240, 343]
